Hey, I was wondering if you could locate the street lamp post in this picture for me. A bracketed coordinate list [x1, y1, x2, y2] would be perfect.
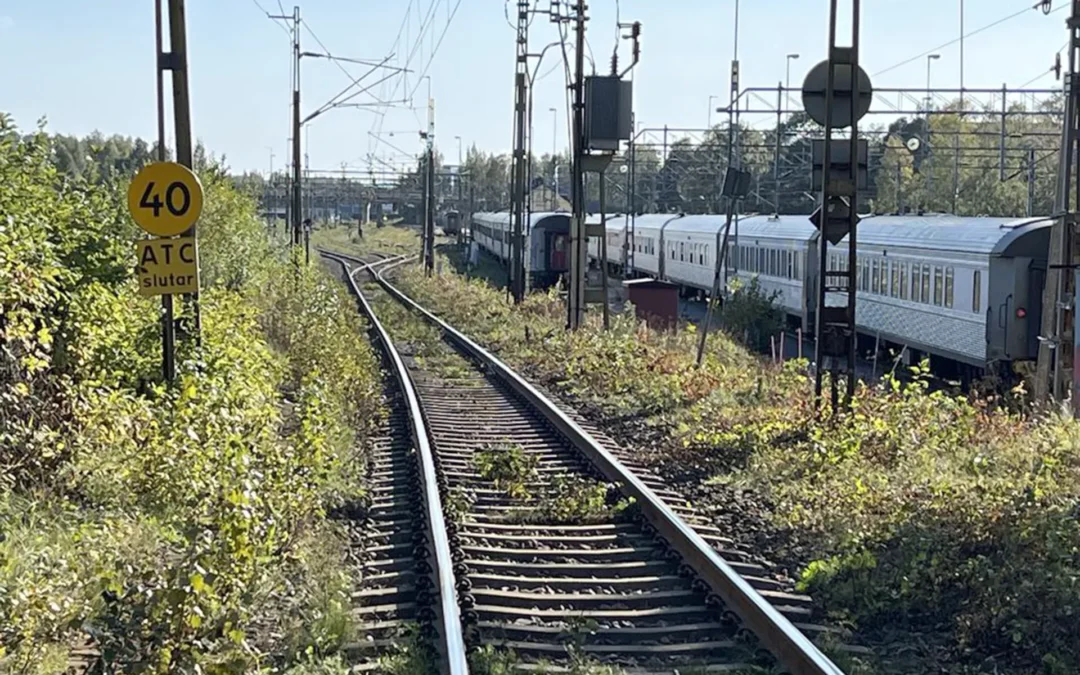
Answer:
[926, 53, 941, 112]
[785, 54, 800, 109]
[926, 54, 941, 210]
[454, 135, 463, 166]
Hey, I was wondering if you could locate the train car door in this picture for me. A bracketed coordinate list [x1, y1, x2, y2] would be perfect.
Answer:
[550, 233, 568, 271]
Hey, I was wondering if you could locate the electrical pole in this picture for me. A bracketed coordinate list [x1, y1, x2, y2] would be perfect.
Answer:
[424, 93, 436, 275]
[154, 0, 175, 382]
[269, 6, 303, 252]
[509, 0, 531, 303]
[567, 1, 588, 329]
[550, 107, 558, 210]
[1036, 0, 1080, 406]
[166, 0, 201, 339]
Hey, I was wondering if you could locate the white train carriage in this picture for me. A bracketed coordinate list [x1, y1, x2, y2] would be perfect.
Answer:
[471, 211, 571, 285]
[627, 214, 684, 277]
[821, 215, 1052, 370]
[725, 215, 815, 320]
[585, 214, 627, 269]
[660, 217, 723, 292]
[472, 212, 511, 260]
[621, 212, 1051, 376]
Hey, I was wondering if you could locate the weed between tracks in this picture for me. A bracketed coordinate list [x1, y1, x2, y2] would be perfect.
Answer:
[474, 444, 539, 499]
[352, 230, 1080, 675]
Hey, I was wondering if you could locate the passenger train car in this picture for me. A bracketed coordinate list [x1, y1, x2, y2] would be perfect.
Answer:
[588, 213, 1052, 378]
[439, 209, 461, 235]
[472, 211, 570, 286]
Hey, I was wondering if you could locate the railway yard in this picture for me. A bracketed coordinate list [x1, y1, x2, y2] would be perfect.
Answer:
[7, 0, 1080, 674]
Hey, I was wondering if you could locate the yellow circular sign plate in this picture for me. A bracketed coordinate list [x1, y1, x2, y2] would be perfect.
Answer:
[127, 162, 204, 237]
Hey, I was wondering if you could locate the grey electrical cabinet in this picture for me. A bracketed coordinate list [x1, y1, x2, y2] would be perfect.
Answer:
[585, 76, 633, 151]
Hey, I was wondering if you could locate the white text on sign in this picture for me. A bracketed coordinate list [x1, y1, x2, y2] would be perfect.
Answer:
[136, 237, 200, 297]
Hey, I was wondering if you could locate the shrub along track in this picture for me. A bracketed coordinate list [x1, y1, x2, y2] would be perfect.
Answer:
[325, 248, 848, 675]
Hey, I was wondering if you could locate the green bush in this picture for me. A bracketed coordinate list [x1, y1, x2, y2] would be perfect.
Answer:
[0, 117, 381, 672]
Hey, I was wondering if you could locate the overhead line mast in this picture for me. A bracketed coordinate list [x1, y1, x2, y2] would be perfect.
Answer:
[509, 1, 532, 303]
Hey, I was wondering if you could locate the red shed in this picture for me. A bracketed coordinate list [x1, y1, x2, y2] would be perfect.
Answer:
[623, 278, 679, 330]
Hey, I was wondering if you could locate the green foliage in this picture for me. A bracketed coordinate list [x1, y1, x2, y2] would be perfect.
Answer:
[371, 233, 1080, 674]
[0, 118, 381, 672]
[721, 276, 786, 352]
[468, 645, 520, 675]
[524, 475, 632, 525]
[474, 444, 538, 500]
[376, 623, 438, 675]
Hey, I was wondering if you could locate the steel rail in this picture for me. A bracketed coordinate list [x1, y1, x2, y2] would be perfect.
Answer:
[370, 256, 845, 675]
[319, 250, 469, 675]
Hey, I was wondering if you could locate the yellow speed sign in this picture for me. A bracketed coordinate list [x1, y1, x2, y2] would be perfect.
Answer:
[127, 162, 204, 237]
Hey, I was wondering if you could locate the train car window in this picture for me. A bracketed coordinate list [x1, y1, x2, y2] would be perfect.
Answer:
[786, 251, 793, 279]
[945, 268, 954, 308]
[879, 258, 888, 294]
[889, 262, 898, 297]
[922, 264, 932, 303]
[911, 264, 920, 301]
[899, 263, 908, 300]
[973, 270, 981, 313]
[933, 266, 944, 306]
[794, 251, 801, 278]
[871, 260, 880, 294]
[863, 260, 871, 292]
[758, 248, 765, 274]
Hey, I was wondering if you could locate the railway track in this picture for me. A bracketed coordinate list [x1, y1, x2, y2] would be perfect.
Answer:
[321, 248, 850, 675]
[323, 252, 466, 673]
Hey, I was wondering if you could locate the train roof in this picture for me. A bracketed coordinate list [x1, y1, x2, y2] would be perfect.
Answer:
[629, 214, 689, 231]
[648, 213, 1054, 256]
[473, 211, 570, 228]
[855, 215, 1055, 255]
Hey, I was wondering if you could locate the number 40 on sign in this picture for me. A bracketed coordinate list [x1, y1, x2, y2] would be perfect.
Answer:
[127, 162, 203, 296]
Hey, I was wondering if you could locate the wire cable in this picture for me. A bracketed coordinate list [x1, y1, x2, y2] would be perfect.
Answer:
[1017, 40, 1070, 87]
[407, 0, 464, 100]
[874, 0, 1067, 77]
[250, 0, 292, 37]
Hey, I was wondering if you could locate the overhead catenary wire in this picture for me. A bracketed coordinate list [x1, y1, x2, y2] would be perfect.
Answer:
[369, 0, 456, 152]
[1018, 40, 1070, 87]
[874, 0, 1067, 77]
[250, 0, 292, 37]
[407, 0, 464, 100]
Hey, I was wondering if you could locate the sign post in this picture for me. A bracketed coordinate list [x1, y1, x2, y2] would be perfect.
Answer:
[128, 161, 203, 381]
[148, 0, 200, 384]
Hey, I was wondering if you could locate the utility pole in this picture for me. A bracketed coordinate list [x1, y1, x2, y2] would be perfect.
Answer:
[550, 107, 558, 210]
[269, 6, 303, 252]
[509, 0, 531, 303]
[166, 0, 201, 339]
[423, 93, 436, 275]
[1036, 0, 1080, 406]
[154, 0, 175, 382]
[567, 1, 588, 329]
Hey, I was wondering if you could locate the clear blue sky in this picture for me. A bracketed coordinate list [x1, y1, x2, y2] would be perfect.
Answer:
[0, 0, 1067, 175]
